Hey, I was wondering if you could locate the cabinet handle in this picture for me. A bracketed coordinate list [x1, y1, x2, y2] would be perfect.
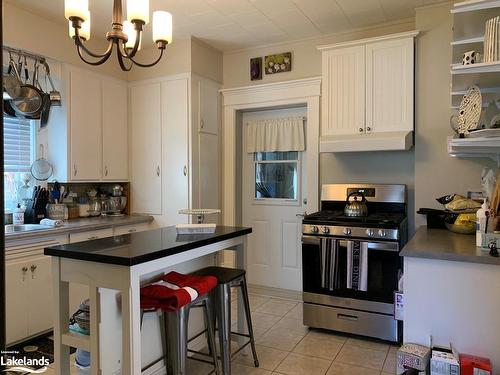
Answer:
[74, 164, 77, 176]
[22, 266, 28, 281]
[157, 166, 160, 177]
[104, 165, 109, 177]
[359, 128, 363, 133]
[128, 228, 137, 233]
[30, 264, 37, 279]
[367, 126, 371, 132]
[183, 165, 187, 176]
[88, 236, 98, 240]
[200, 118, 205, 129]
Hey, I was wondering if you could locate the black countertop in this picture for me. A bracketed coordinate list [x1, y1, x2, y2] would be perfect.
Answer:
[44, 226, 252, 266]
[400, 226, 500, 266]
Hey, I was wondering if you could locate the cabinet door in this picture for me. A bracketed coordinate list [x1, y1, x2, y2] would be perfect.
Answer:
[70, 69, 102, 180]
[5, 259, 29, 344]
[102, 80, 128, 180]
[130, 83, 163, 215]
[366, 38, 414, 133]
[322, 45, 365, 136]
[161, 79, 189, 225]
[113, 223, 152, 236]
[27, 256, 53, 335]
[69, 227, 114, 243]
[199, 80, 219, 135]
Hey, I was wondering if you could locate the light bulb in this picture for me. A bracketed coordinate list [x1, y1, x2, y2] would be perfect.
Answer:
[69, 10, 91, 40]
[64, 0, 89, 21]
[153, 11, 172, 44]
[127, 0, 149, 25]
[123, 21, 141, 50]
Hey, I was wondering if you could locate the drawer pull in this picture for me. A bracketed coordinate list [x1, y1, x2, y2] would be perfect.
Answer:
[128, 228, 137, 233]
[88, 236, 98, 240]
[337, 313, 358, 321]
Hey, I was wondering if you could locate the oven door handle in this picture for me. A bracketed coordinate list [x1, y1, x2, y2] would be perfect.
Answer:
[302, 236, 399, 252]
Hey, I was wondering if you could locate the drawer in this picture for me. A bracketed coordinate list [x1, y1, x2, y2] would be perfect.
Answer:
[303, 302, 398, 342]
[113, 223, 151, 236]
[69, 228, 114, 243]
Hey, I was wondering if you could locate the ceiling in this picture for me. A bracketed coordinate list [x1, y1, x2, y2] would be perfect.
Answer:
[7, 0, 446, 52]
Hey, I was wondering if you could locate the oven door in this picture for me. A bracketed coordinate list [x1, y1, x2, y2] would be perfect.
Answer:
[302, 235, 400, 304]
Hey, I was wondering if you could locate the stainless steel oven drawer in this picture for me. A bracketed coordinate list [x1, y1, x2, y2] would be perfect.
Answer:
[303, 302, 398, 342]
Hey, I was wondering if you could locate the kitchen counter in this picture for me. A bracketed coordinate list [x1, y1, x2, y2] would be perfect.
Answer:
[45, 225, 252, 266]
[5, 214, 154, 241]
[400, 226, 500, 266]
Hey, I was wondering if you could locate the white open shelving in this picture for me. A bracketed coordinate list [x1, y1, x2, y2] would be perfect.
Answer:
[449, 0, 500, 161]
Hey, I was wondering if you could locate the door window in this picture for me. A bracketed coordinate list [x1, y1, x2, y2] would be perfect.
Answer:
[254, 151, 299, 200]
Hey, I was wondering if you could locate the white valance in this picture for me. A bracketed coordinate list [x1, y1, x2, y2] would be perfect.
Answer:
[246, 116, 305, 153]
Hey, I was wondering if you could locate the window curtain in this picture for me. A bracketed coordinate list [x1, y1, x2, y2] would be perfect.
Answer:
[246, 116, 305, 153]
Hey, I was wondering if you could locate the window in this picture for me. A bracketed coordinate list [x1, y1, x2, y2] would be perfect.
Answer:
[4, 116, 35, 210]
[254, 151, 299, 200]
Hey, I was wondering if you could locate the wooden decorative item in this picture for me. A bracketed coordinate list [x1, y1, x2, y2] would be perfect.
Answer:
[458, 85, 482, 135]
[264, 52, 292, 75]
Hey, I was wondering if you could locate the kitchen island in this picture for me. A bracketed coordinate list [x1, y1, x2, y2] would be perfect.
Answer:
[44, 225, 252, 375]
[401, 226, 500, 371]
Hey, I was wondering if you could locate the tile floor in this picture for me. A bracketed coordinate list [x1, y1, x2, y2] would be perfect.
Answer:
[38, 291, 398, 375]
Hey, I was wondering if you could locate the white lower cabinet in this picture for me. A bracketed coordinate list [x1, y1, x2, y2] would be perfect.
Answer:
[113, 222, 151, 236]
[69, 227, 114, 243]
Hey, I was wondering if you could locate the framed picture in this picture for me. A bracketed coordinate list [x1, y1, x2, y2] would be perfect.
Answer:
[250, 57, 263, 81]
[264, 52, 292, 75]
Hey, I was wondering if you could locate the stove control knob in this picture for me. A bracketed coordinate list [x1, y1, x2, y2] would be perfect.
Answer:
[310, 225, 319, 234]
[378, 229, 387, 238]
[322, 226, 330, 234]
[366, 229, 374, 237]
[343, 228, 352, 236]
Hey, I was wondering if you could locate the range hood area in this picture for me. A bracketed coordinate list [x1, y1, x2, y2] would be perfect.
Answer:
[320, 131, 414, 153]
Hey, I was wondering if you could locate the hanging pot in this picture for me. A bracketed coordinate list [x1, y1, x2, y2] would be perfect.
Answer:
[344, 192, 368, 217]
[10, 60, 43, 118]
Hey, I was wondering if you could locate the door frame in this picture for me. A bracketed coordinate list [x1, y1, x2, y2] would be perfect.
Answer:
[221, 77, 321, 229]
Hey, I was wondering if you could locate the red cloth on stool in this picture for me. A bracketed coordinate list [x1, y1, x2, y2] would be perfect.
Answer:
[140, 271, 217, 312]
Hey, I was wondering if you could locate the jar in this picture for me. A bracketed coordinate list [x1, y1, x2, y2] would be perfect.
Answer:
[67, 204, 80, 220]
[46, 204, 68, 220]
[78, 203, 90, 218]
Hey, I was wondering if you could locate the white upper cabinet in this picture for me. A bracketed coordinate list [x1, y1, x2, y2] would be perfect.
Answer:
[366, 37, 414, 133]
[322, 45, 365, 136]
[102, 80, 128, 180]
[130, 83, 162, 215]
[318, 31, 418, 152]
[69, 70, 102, 180]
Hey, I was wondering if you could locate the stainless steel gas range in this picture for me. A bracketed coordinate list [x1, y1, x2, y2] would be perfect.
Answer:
[302, 183, 408, 342]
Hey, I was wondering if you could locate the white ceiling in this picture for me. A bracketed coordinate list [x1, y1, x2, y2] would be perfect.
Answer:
[7, 0, 446, 52]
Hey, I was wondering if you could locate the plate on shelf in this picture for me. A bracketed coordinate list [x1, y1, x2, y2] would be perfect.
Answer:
[457, 85, 482, 135]
[467, 128, 500, 138]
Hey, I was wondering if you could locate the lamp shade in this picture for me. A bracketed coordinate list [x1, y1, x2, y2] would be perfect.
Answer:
[64, 0, 89, 21]
[69, 10, 91, 40]
[124, 21, 141, 50]
[153, 11, 172, 44]
[127, 0, 149, 24]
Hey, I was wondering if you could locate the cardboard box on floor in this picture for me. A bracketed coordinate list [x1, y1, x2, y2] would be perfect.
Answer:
[430, 348, 459, 375]
[397, 343, 431, 374]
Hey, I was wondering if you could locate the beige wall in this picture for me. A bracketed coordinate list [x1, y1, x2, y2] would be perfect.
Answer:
[414, 2, 495, 227]
[191, 37, 223, 83]
[223, 19, 415, 89]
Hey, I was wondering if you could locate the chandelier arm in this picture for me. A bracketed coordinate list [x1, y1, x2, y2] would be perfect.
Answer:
[126, 28, 142, 58]
[74, 28, 114, 58]
[127, 48, 165, 68]
[116, 45, 133, 72]
[76, 44, 113, 66]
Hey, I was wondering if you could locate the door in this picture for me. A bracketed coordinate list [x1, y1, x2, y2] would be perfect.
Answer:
[365, 37, 414, 133]
[161, 78, 189, 225]
[242, 113, 307, 291]
[130, 83, 162, 215]
[198, 79, 219, 135]
[5, 259, 29, 344]
[102, 79, 128, 180]
[322, 45, 365, 136]
[70, 69, 102, 180]
[27, 256, 53, 335]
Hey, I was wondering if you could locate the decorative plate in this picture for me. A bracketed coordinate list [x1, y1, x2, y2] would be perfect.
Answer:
[457, 85, 482, 135]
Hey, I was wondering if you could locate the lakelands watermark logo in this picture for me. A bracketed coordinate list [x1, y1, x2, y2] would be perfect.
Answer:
[1, 351, 49, 373]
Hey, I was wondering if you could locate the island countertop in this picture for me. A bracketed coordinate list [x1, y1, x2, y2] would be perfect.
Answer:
[400, 226, 500, 266]
[44, 225, 252, 266]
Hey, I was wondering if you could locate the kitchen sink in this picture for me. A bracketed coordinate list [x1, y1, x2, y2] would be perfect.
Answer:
[5, 224, 49, 233]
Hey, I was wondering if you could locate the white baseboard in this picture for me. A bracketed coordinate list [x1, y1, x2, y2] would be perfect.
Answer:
[247, 284, 302, 302]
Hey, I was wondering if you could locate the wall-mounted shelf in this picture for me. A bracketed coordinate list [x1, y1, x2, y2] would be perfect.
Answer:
[448, 136, 500, 164]
[452, 0, 500, 14]
[451, 35, 485, 45]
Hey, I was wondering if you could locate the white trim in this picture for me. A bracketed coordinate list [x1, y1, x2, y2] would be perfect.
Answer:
[452, 0, 500, 13]
[222, 78, 320, 227]
[317, 30, 420, 51]
[247, 284, 302, 301]
[127, 72, 191, 86]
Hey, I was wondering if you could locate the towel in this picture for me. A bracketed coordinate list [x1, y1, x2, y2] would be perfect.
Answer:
[140, 271, 217, 311]
[346, 240, 368, 291]
[319, 238, 340, 290]
[39, 218, 64, 227]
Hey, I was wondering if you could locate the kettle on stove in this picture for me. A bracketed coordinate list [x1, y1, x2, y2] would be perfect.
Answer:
[344, 192, 368, 217]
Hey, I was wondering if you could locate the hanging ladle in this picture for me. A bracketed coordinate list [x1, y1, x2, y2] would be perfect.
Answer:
[42, 60, 61, 106]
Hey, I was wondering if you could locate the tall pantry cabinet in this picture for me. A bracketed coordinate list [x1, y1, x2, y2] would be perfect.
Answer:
[129, 74, 220, 226]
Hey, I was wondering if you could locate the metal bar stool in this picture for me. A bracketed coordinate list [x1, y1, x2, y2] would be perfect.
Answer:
[140, 286, 220, 375]
[191, 267, 259, 375]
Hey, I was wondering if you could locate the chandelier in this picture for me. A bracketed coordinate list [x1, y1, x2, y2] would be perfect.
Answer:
[65, 0, 172, 71]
